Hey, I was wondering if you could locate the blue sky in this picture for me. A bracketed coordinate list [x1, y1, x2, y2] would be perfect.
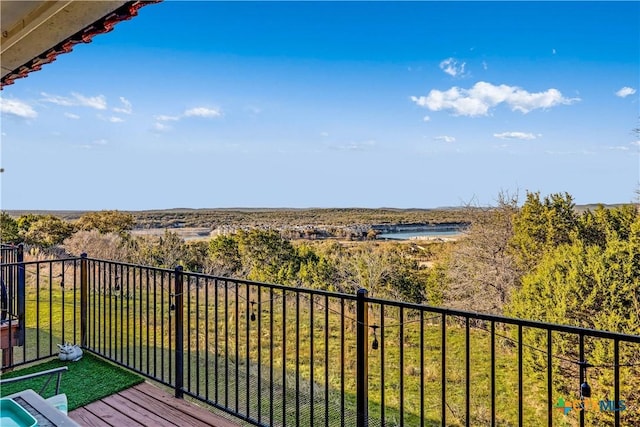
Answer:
[1, 1, 638, 210]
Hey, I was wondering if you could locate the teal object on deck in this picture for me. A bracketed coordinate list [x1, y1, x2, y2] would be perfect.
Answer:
[0, 398, 37, 427]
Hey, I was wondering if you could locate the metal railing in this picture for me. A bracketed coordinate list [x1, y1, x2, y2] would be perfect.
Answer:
[1, 254, 638, 426]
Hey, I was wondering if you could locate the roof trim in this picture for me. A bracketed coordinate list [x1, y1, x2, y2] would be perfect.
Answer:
[1, 1, 160, 90]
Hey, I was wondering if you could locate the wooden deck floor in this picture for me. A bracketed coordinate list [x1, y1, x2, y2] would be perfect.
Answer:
[69, 382, 241, 427]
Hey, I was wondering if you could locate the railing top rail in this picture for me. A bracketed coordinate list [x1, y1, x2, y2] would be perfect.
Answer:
[364, 295, 640, 342]
[0, 258, 80, 267]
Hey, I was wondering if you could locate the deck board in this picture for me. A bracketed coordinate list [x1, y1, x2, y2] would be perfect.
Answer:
[69, 382, 241, 427]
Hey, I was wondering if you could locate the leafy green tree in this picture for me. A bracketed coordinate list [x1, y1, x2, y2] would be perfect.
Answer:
[76, 210, 134, 234]
[511, 191, 578, 272]
[507, 215, 640, 424]
[237, 229, 298, 284]
[339, 242, 425, 302]
[0, 212, 20, 244]
[21, 215, 74, 248]
[207, 234, 242, 277]
[16, 214, 39, 233]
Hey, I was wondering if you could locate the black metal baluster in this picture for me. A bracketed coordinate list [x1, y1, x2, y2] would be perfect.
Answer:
[160, 270, 165, 382]
[491, 321, 495, 427]
[441, 312, 446, 427]
[579, 334, 584, 427]
[205, 277, 210, 402]
[225, 280, 229, 408]
[547, 329, 552, 427]
[324, 295, 329, 427]
[215, 278, 219, 404]
[246, 283, 250, 417]
[518, 325, 523, 427]
[614, 339, 620, 427]
[257, 285, 262, 424]
[270, 287, 274, 427]
[380, 304, 385, 426]
[420, 311, 425, 427]
[466, 316, 470, 427]
[283, 290, 287, 427]
[296, 292, 300, 427]
[36, 265, 40, 357]
[400, 306, 405, 427]
[340, 298, 344, 427]
[309, 294, 314, 427]
[49, 262, 52, 356]
[235, 280, 239, 412]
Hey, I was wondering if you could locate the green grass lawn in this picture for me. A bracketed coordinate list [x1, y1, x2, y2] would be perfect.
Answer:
[0, 352, 144, 410]
[12, 271, 638, 426]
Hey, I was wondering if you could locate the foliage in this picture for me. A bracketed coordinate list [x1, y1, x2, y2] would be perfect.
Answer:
[20, 214, 75, 248]
[507, 205, 640, 425]
[207, 234, 242, 277]
[75, 210, 134, 234]
[511, 192, 578, 272]
[0, 211, 20, 243]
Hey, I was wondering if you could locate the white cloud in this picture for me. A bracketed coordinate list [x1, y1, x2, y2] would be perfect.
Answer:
[422, 116, 431, 122]
[439, 57, 466, 77]
[631, 140, 640, 147]
[155, 114, 180, 122]
[411, 81, 579, 117]
[153, 122, 172, 132]
[184, 107, 222, 118]
[64, 112, 80, 119]
[41, 92, 107, 110]
[0, 98, 37, 118]
[93, 139, 108, 145]
[493, 132, 538, 140]
[155, 106, 222, 128]
[320, 132, 329, 137]
[606, 146, 629, 151]
[108, 117, 124, 123]
[482, 61, 488, 71]
[615, 87, 636, 98]
[434, 135, 456, 143]
[113, 97, 132, 114]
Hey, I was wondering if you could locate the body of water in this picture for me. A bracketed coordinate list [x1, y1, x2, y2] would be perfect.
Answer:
[377, 229, 463, 240]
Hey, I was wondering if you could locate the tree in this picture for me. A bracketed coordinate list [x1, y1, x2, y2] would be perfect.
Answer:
[0, 212, 20, 244]
[511, 191, 578, 272]
[237, 229, 298, 284]
[340, 242, 425, 303]
[444, 191, 521, 314]
[76, 210, 134, 234]
[207, 234, 242, 277]
[21, 215, 75, 248]
[63, 230, 129, 261]
[507, 214, 640, 425]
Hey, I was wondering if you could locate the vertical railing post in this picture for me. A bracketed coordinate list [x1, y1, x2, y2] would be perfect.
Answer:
[80, 253, 88, 348]
[16, 243, 25, 346]
[174, 265, 184, 398]
[356, 288, 369, 427]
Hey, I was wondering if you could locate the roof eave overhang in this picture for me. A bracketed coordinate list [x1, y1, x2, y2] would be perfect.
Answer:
[1, 1, 159, 89]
